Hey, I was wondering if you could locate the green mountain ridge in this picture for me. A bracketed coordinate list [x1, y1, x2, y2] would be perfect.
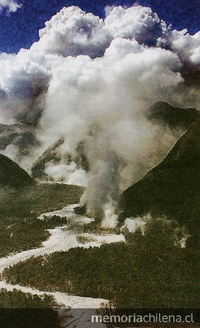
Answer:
[120, 119, 200, 238]
[0, 153, 34, 189]
[145, 101, 200, 129]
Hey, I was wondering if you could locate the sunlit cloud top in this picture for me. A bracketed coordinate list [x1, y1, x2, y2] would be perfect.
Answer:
[0, 0, 21, 13]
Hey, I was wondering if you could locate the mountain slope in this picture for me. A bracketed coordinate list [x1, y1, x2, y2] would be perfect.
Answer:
[31, 137, 64, 179]
[31, 139, 89, 180]
[0, 154, 34, 189]
[120, 119, 200, 234]
[145, 101, 200, 129]
[0, 123, 40, 155]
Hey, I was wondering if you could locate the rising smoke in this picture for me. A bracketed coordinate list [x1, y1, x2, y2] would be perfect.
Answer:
[0, 5, 200, 221]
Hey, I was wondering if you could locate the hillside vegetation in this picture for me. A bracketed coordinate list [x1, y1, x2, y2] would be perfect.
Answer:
[3, 217, 200, 308]
[0, 153, 34, 189]
[0, 289, 60, 328]
[0, 183, 83, 218]
[120, 120, 200, 242]
[0, 215, 72, 257]
[0, 183, 83, 256]
[145, 101, 200, 129]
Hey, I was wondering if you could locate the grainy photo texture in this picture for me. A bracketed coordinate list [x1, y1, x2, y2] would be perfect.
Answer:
[0, 0, 200, 327]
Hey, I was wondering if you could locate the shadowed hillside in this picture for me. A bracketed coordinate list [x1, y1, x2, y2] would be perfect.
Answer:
[120, 119, 200, 237]
[145, 101, 200, 129]
[0, 154, 34, 189]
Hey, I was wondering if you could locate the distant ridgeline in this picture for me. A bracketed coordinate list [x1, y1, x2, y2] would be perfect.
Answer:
[120, 102, 200, 239]
[145, 101, 200, 129]
[0, 153, 34, 189]
[0, 123, 39, 156]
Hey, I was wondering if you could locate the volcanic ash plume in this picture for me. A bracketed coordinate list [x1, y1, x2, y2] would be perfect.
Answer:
[0, 5, 200, 222]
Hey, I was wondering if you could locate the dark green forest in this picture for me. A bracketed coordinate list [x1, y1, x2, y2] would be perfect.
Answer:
[0, 183, 83, 257]
[0, 215, 71, 257]
[0, 289, 60, 328]
[120, 120, 200, 243]
[0, 183, 83, 218]
[3, 217, 200, 308]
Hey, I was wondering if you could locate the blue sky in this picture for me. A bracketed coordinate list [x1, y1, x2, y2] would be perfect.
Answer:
[0, 0, 199, 53]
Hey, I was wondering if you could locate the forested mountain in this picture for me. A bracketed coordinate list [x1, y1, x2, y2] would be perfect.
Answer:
[0, 153, 34, 189]
[120, 119, 200, 239]
[145, 101, 200, 129]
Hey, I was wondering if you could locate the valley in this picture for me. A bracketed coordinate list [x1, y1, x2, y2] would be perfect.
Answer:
[1, 101, 200, 327]
[0, 202, 124, 327]
[0, 0, 200, 325]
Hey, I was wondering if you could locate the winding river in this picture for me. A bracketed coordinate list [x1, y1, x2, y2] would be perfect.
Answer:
[0, 204, 125, 327]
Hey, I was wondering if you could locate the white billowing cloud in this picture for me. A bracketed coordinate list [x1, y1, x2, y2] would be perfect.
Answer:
[0, 49, 51, 125]
[158, 29, 200, 68]
[122, 217, 146, 233]
[101, 202, 118, 229]
[0, 4, 200, 220]
[0, 49, 51, 94]
[0, 0, 21, 12]
[104, 5, 115, 17]
[31, 6, 111, 59]
[68, 169, 87, 187]
[45, 162, 76, 182]
[31, 5, 170, 59]
[45, 160, 87, 185]
[104, 5, 168, 45]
